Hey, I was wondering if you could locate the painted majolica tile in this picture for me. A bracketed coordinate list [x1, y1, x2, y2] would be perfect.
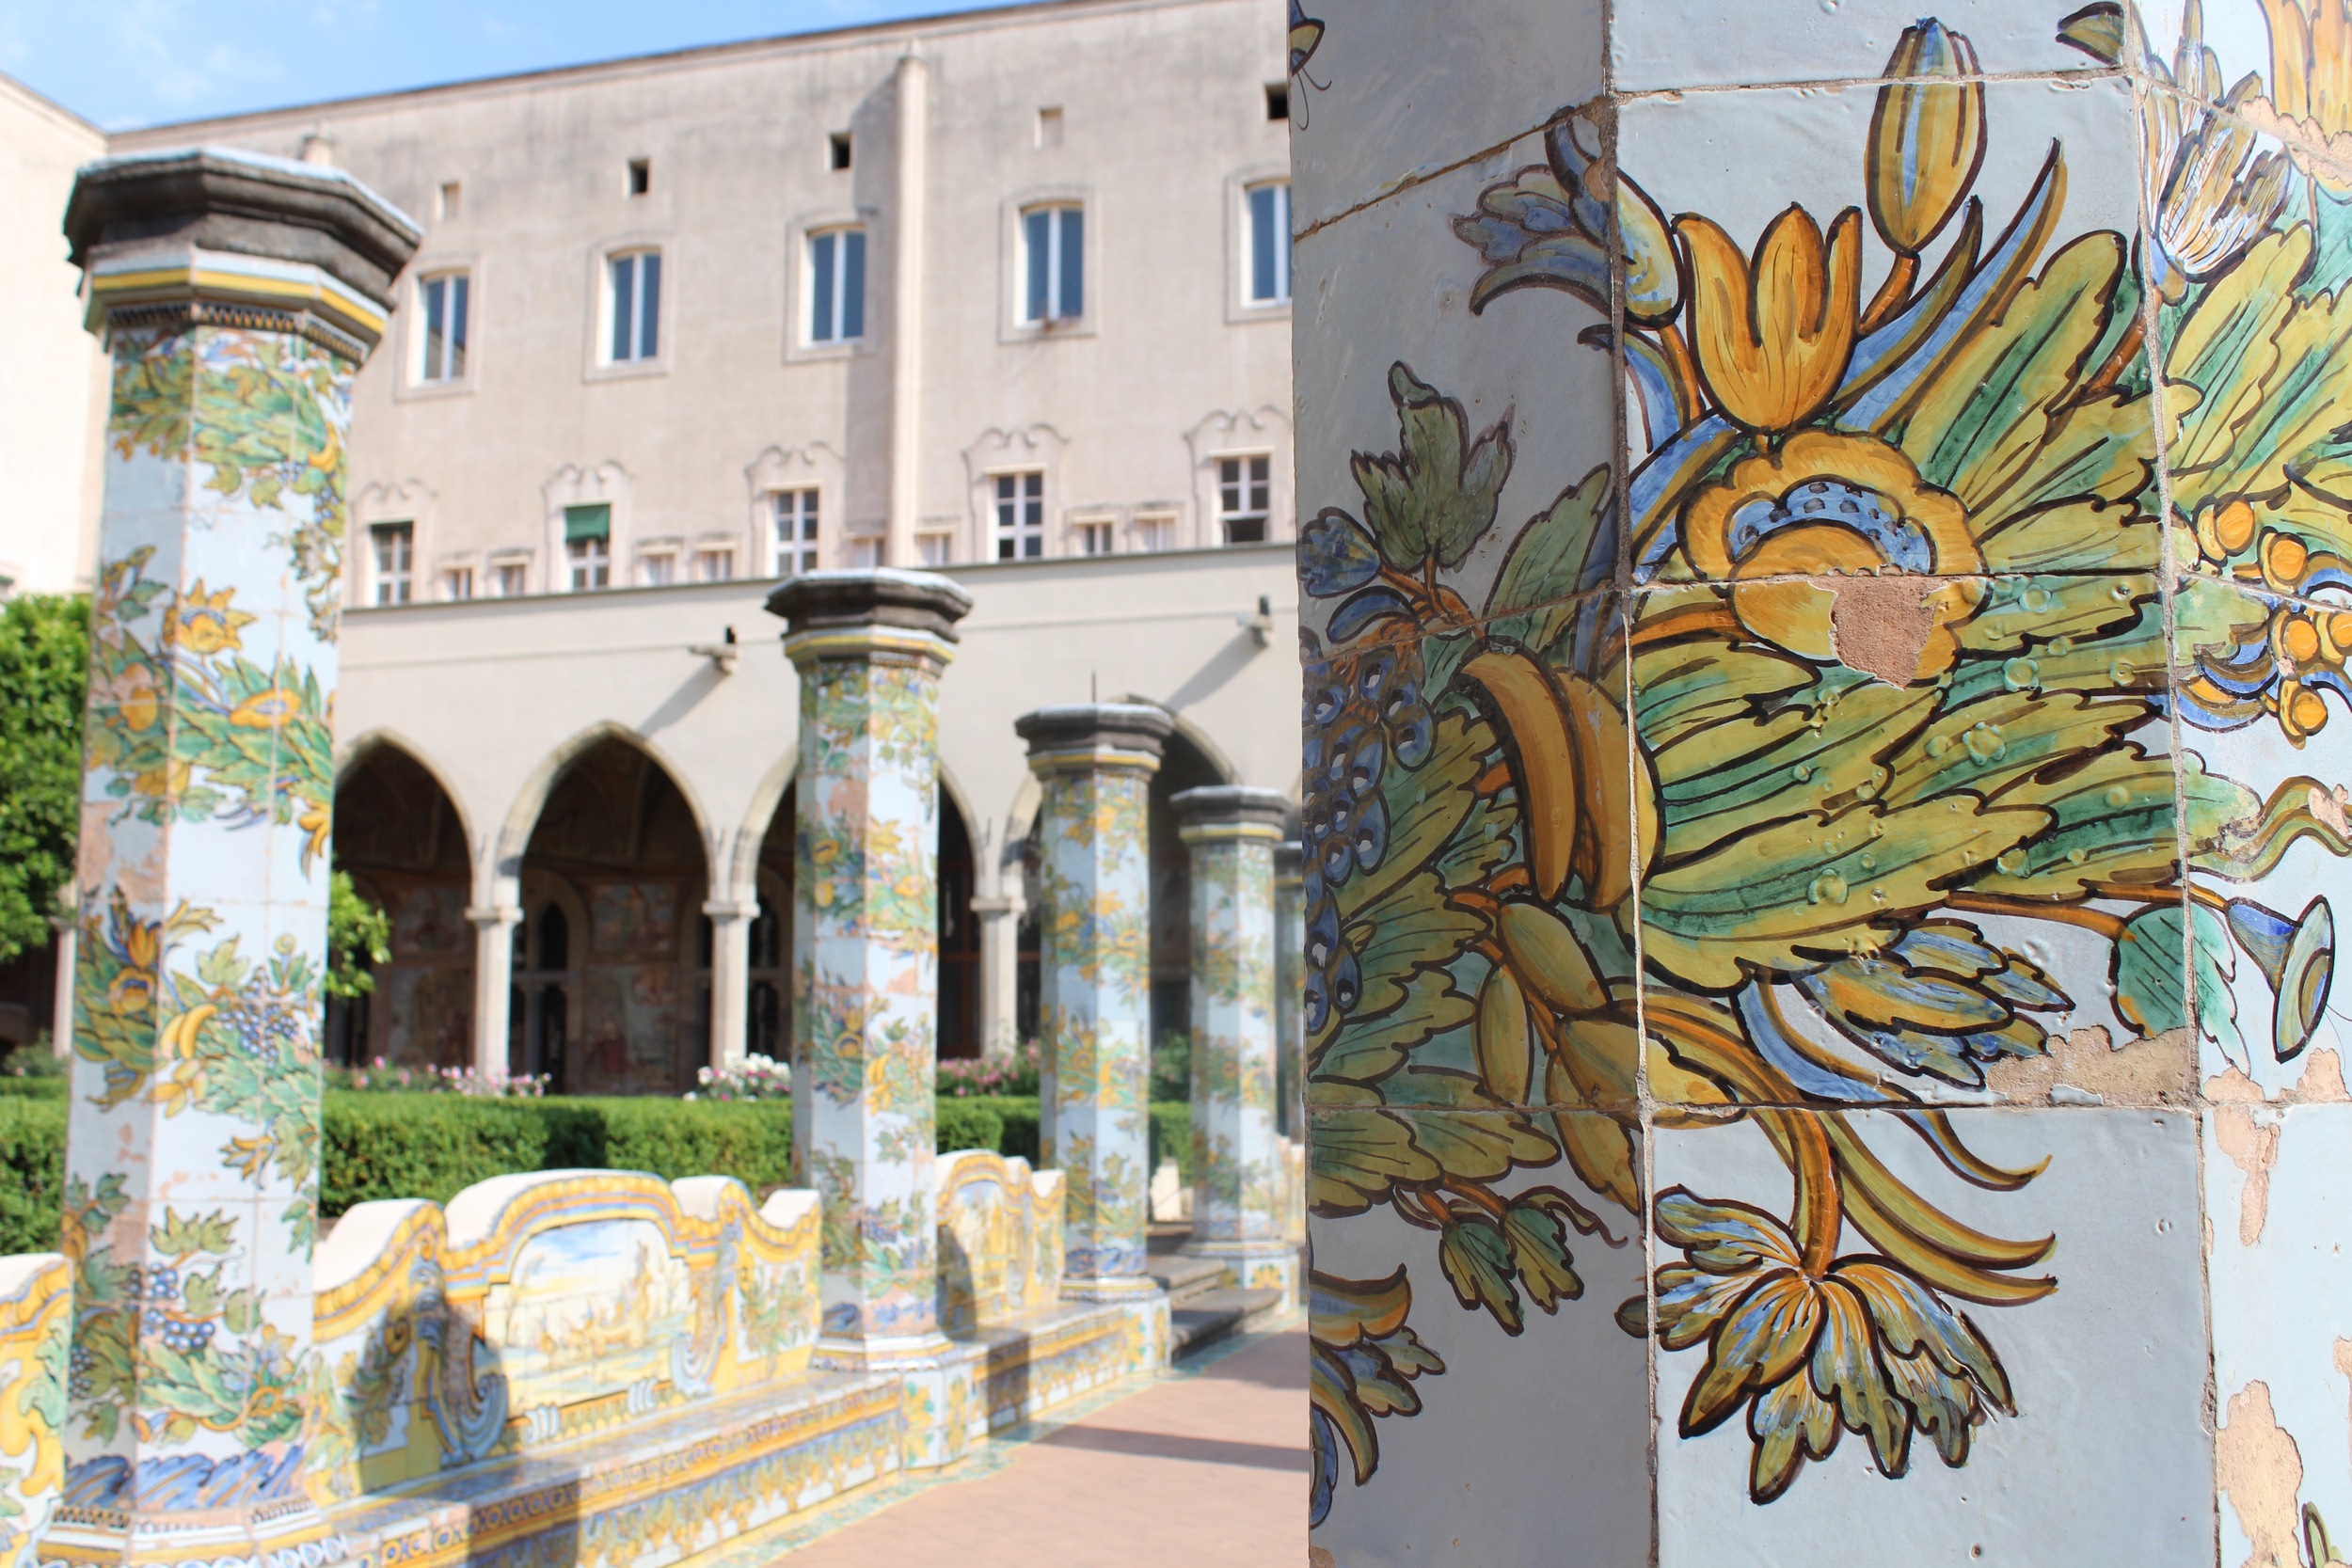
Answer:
[1308, 1111, 1650, 1564]
[1629, 572, 2199, 1114]
[2130, 0, 2322, 127]
[786, 647, 948, 1339]
[1650, 1106, 2211, 1560]
[1033, 753, 1156, 1286]
[2205, 1101, 2352, 1567]
[1294, 129, 1621, 650]
[1613, 0, 2106, 91]
[1295, 0, 2352, 1559]
[61, 322, 354, 1544]
[1284, 0, 1604, 233]
[1605, 76, 2153, 586]
[2175, 576, 2352, 1098]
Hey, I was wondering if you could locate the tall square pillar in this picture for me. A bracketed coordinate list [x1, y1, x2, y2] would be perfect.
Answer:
[770, 570, 971, 1356]
[50, 150, 415, 1567]
[1293, 3, 2352, 1560]
[1172, 787, 1296, 1296]
[1015, 705, 1170, 1301]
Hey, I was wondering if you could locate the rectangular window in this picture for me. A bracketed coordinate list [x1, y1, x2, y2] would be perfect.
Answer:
[442, 566, 473, 601]
[494, 561, 529, 597]
[1022, 205, 1084, 324]
[1075, 519, 1114, 556]
[564, 504, 612, 591]
[808, 230, 866, 343]
[994, 472, 1044, 559]
[370, 522, 413, 605]
[417, 272, 469, 382]
[694, 546, 734, 582]
[1135, 514, 1176, 553]
[1218, 455, 1271, 545]
[917, 532, 953, 566]
[829, 132, 852, 171]
[628, 158, 650, 196]
[437, 181, 462, 220]
[608, 251, 661, 362]
[1248, 182, 1291, 305]
[850, 538, 884, 568]
[640, 551, 675, 587]
[772, 489, 819, 576]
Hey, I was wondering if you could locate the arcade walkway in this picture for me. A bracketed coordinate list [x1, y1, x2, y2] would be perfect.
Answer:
[726, 1324, 1307, 1564]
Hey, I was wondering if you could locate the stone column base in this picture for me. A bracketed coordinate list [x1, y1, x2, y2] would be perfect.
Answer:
[1180, 1238, 1302, 1299]
[41, 1496, 332, 1568]
[814, 1331, 988, 1470]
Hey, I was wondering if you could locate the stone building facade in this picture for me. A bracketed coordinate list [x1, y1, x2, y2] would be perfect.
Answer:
[4, 0, 1305, 1082]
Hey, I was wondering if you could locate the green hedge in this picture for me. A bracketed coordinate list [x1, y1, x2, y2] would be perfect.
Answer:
[934, 1099, 1006, 1155]
[947, 1097, 1193, 1182]
[541, 1099, 796, 1193]
[1151, 1101, 1192, 1183]
[324, 1094, 798, 1214]
[0, 1090, 1184, 1249]
[0, 1099, 64, 1255]
[322, 1093, 553, 1214]
[0, 1078, 66, 1101]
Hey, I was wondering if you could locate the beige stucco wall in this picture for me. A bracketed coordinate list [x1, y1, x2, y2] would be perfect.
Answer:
[0, 73, 106, 596]
[106, 0, 1295, 592]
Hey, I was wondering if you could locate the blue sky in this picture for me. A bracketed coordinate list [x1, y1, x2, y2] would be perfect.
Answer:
[0, 0, 1007, 129]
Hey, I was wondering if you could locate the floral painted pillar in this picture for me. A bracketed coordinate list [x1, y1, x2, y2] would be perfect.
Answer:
[1297, 0, 2352, 1560]
[51, 150, 416, 1567]
[769, 570, 970, 1355]
[1172, 786, 1296, 1296]
[1015, 705, 1170, 1301]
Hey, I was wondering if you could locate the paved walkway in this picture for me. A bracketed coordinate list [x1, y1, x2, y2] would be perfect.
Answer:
[776, 1325, 1307, 1564]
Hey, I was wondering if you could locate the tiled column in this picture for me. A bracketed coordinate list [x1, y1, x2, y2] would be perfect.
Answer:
[703, 896, 754, 1070]
[1296, 3, 2352, 1561]
[466, 901, 517, 1079]
[1015, 705, 1169, 1301]
[1173, 787, 1295, 1296]
[51, 150, 416, 1568]
[1273, 840, 1304, 1140]
[769, 570, 970, 1349]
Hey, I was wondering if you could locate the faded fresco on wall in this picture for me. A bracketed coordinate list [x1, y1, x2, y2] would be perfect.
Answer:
[1295, 0, 2352, 1558]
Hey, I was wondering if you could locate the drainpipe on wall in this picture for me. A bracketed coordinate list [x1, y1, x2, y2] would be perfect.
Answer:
[887, 51, 929, 569]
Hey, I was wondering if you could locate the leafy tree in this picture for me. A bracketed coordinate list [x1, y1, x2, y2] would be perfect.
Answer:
[0, 595, 87, 962]
[326, 872, 390, 1000]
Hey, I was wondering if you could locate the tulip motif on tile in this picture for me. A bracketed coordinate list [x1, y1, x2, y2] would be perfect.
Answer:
[1301, 0, 2352, 1519]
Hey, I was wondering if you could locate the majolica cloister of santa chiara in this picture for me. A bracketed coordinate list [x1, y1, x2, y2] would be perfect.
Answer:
[6, 0, 2352, 1562]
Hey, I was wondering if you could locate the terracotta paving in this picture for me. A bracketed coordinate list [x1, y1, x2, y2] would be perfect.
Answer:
[778, 1326, 1308, 1564]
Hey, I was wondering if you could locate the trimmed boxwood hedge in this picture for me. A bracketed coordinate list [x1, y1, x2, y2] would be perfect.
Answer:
[0, 1098, 64, 1255]
[324, 1094, 798, 1214]
[0, 1089, 1195, 1254]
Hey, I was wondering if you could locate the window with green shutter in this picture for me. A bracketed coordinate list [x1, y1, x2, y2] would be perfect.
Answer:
[564, 504, 612, 590]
